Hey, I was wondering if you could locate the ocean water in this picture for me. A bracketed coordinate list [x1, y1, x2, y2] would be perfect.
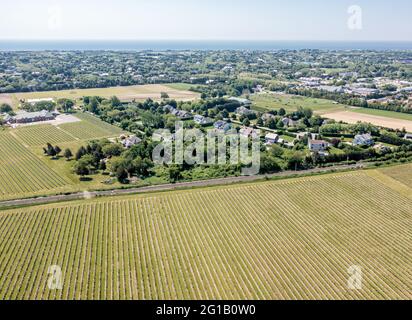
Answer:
[0, 40, 412, 51]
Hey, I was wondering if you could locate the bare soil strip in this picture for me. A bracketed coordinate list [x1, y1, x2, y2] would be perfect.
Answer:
[323, 110, 412, 132]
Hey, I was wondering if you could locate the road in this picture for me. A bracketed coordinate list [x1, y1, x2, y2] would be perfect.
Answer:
[0, 163, 364, 209]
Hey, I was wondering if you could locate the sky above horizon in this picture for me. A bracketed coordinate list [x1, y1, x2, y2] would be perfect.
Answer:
[0, 0, 411, 41]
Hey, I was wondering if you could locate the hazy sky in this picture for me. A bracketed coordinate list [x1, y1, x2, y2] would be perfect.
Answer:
[0, 0, 411, 41]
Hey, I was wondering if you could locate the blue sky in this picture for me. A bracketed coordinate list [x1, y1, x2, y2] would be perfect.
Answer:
[0, 0, 411, 41]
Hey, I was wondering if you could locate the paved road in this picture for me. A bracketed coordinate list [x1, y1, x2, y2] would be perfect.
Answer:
[0, 164, 363, 209]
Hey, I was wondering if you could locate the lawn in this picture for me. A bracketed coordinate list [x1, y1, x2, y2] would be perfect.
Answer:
[0, 169, 410, 299]
[250, 93, 348, 114]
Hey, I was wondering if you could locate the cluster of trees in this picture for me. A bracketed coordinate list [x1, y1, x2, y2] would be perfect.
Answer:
[43, 143, 69, 159]
[71, 139, 156, 183]
[320, 122, 380, 136]
[21, 100, 56, 112]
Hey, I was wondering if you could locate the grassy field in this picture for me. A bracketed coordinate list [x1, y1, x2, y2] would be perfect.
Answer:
[10, 112, 125, 146]
[250, 93, 348, 114]
[378, 163, 412, 189]
[0, 132, 71, 200]
[0, 169, 410, 299]
[3, 83, 199, 108]
[59, 113, 124, 140]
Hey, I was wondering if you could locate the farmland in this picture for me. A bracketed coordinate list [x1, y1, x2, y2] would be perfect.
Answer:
[378, 163, 412, 189]
[322, 110, 412, 132]
[0, 132, 71, 200]
[250, 93, 412, 131]
[0, 169, 410, 300]
[10, 112, 125, 146]
[2, 84, 200, 108]
[250, 93, 348, 114]
[12, 124, 76, 146]
[59, 112, 125, 140]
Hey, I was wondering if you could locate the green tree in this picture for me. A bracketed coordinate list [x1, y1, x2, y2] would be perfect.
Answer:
[0, 103, 12, 113]
[168, 165, 182, 183]
[75, 146, 87, 160]
[64, 148, 73, 161]
[73, 159, 91, 177]
[54, 146, 62, 157]
[102, 143, 123, 158]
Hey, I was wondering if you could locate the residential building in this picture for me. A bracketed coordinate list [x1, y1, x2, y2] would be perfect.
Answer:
[353, 133, 374, 146]
[213, 120, 232, 132]
[281, 117, 297, 127]
[121, 136, 142, 148]
[194, 115, 213, 126]
[163, 104, 193, 120]
[229, 97, 252, 106]
[8, 110, 55, 124]
[239, 127, 260, 138]
[265, 133, 280, 145]
[309, 139, 329, 152]
[404, 133, 412, 140]
[235, 106, 255, 117]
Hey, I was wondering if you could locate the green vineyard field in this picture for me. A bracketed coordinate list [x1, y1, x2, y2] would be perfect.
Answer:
[0, 132, 71, 200]
[13, 124, 76, 146]
[0, 171, 410, 300]
[59, 113, 124, 140]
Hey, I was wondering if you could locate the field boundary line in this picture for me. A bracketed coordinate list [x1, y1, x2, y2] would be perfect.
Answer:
[366, 170, 412, 200]
[54, 126, 80, 141]
[8, 130, 29, 148]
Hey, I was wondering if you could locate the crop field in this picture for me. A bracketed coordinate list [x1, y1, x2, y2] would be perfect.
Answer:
[58, 112, 125, 140]
[251, 93, 412, 131]
[12, 124, 76, 146]
[0, 132, 71, 200]
[2, 84, 200, 108]
[378, 163, 412, 188]
[0, 170, 410, 300]
[250, 93, 348, 114]
[322, 110, 412, 132]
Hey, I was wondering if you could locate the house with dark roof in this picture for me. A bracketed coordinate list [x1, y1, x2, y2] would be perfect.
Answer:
[194, 115, 214, 126]
[8, 110, 55, 124]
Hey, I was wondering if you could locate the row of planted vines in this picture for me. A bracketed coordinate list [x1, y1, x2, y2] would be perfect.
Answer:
[0, 171, 410, 299]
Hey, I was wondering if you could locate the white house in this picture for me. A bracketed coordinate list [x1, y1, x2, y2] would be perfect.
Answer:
[353, 133, 374, 146]
[239, 127, 260, 138]
[265, 133, 280, 145]
[121, 136, 142, 148]
[404, 133, 412, 141]
[309, 139, 329, 152]
[235, 106, 255, 117]
[229, 97, 252, 106]
[194, 115, 213, 126]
